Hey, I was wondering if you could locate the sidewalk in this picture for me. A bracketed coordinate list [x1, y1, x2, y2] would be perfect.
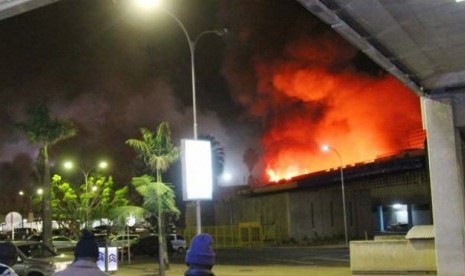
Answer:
[113, 262, 351, 276]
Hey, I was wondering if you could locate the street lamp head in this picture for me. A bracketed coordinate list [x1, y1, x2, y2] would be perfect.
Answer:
[19, 190, 24, 196]
[98, 161, 108, 169]
[214, 28, 228, 37]
[63, 161, 74, 170]
[135, 0, 161, 9]
[321, 144, 330, 152]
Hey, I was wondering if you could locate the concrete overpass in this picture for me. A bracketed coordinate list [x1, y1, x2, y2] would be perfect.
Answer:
[298, 1, 465, 275]
[0, 0, 60, 21]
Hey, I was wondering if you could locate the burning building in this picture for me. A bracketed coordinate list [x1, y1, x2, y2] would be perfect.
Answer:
[207, 148, 431, 245]
[221, 0, 423, 184]
[184, 1, 429, 243]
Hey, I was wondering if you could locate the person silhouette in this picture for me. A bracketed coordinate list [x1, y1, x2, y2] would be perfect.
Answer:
[185, 233, 215, 276]
[53, 230, 107, 276]
[0, 242, 18, 276]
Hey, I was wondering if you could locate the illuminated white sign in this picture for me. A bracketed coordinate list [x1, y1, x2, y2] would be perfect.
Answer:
[181, 139, 213, 200]
[97, 247, 118, 271]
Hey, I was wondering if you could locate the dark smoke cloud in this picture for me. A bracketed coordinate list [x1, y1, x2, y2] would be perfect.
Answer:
[0, 0, 255, 189]
[219, 0, 422, 182]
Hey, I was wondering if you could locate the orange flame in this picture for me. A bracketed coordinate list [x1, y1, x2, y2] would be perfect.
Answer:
[256, 37, 423, 183]
[222, 12, 424, 185]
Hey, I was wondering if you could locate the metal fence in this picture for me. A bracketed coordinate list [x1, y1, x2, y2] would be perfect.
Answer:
[182, 222, 289, 248]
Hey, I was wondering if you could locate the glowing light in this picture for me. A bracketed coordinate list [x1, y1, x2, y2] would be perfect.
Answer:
[266, 166, 308, 182]
[181, 139, 213, 200]
[392, 203, 404, 210]
[37, 188, 43, 195]
[98, 161, 108, 169]
[19, 191, 24, 196]
[63, 161, 73, 170]
[221, 172, 232, 182]
[135, 0, 161, 9]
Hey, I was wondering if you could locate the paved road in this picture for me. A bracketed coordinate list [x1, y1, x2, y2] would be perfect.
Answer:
[112, 245, 351, 276]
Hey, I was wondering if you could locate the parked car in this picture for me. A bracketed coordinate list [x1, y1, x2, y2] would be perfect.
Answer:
[109, 234, 140, 248]
[94, 233, 109, 247]
[52, 236, 77, 250]
[6, 240, 73, 276]
[92, 225, 114, 235]
[168, 234, 187, 253]
[27, 234, 42, 242]
[131, 235, 159, 257]
[5, 228, 35, 240]
[131, 235, 175, 257]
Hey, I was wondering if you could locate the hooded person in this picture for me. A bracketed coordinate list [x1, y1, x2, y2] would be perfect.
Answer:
[52, 229, 107, 276]
[185, 233, 215, 276]
[0, 242, 18, 276]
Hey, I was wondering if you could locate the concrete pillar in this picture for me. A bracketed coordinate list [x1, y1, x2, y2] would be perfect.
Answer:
[421, 96, 465, 275]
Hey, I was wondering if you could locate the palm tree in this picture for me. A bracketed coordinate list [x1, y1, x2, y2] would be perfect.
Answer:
[126, 122, 179, 276]
[126, 123, 179, 183]
[16, 105, 76, 247]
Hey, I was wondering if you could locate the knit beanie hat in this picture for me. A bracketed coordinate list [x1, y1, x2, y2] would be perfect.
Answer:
[74, 229, 99, 260]
[185, 233, 215, 266]
[0, 242, 17, 266]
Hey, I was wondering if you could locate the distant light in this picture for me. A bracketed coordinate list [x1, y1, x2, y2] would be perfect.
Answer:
[221, 172, 232, 182]
[392, 203, 403, 210]
[321, 144, 330, 152]
[19, 191, 24, 196]
[63, 161, 73, 170]
[98, 161, 108, 169]
[37, 188, 43, 195]
[92, 186, 98, 192]
[135, 0, 161, 9]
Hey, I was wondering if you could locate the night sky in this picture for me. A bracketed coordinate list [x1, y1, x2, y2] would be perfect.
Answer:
[0, 0, 259, 191]
[0, 0, 407, 203]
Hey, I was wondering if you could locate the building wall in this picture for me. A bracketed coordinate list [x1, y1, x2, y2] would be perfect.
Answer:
[214, 193, 290, 239]
[211, 166, 431, 244]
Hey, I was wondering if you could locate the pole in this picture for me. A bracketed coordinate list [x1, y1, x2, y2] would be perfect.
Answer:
[83, 170, 90, 230]
[328, 147, 349, 246]
[339, 162, 349, 246]
[160, 8, 224, 235]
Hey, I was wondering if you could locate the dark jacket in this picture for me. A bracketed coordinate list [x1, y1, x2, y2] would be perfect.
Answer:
[184, 267, 215, 276]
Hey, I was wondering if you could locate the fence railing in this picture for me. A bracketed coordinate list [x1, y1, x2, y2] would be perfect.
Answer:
[182, 222, 289, 248]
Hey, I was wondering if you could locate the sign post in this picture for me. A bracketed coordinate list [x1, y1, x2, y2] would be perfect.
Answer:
[5, 212, 22, 240]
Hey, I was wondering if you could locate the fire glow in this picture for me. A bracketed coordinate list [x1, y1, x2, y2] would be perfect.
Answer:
[261, 67, 423, 182]
[256, 38, 421, 183]
[223, 7, 424, 185]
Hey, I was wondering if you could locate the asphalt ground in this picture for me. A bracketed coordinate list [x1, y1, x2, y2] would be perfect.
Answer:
[110, 246, 352, 276]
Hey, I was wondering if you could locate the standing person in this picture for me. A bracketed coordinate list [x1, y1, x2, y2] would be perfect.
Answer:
[0, 242, 18, 276]
[53, 230, 107, 276]
[185, 233, 215, 276]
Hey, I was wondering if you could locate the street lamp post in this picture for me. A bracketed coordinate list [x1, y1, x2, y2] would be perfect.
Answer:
[322, 145, 349, 246]
[140, 1, 225, 235]
[63, 161, 108, 229]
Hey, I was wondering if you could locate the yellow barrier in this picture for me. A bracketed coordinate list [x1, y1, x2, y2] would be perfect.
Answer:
[182, 222, 291, 248]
